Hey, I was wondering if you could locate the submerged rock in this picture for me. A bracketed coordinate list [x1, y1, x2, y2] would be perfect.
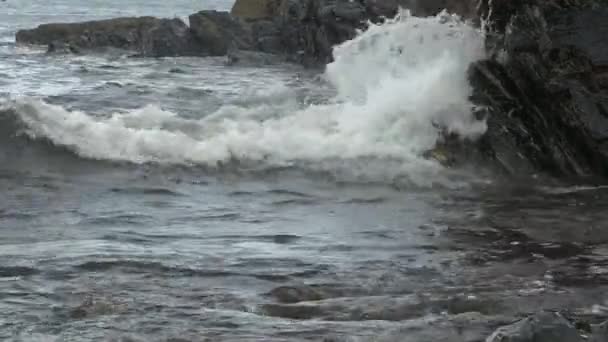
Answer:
[225, 48, 284, 66]
[268, 285, 323, 303]
[487, 312, 583, 342]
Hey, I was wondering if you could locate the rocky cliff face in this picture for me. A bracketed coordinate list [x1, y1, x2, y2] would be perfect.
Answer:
[468, 0, 608, 177]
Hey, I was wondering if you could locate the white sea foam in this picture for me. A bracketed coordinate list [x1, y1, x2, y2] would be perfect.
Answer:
[11, 10, 487, 185]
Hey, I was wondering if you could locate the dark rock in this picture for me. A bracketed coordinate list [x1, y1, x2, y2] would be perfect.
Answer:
[468, 1, 608, 177]
[47, 40, 80, 54]
[231, 0, 284, 20]
[139, 18, 202, 57]
[225, 48, 284, 66]
[590, 320, 608, 342]
[188, 10, 253, 56]
[16, 17, 205, 57]
[261, 303, 322, 319]
[269, 285, 323, 303]
[249, 19, 283, 53]
[486, 312, 583, 342]
[256, 0, 481, 65]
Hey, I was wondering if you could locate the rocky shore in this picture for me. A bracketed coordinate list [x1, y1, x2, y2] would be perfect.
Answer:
[18, 0, 607, 181]
[13, 2, 608, 339]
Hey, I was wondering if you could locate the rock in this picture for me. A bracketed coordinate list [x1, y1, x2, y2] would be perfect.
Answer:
[277, 0, 368, 65]
[249, 19, 283, 53]
[231, 0, 284, 20]
[268, 285, 323, 303]
[225, 48, 283, 66]
[590, 321, 608, 342]
[467, 1, 608, 177]
[188, 10, 253, 56]
[47, 41, 79, 54]
[262, 303, 323, 319]
[139, 17, 202, 57]
[486, 312, 583, 342]
[274, 0, 480, 65]
[16, 17, 205, 57]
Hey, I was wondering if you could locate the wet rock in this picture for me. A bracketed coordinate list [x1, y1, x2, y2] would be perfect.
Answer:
[139, 18, 202, 57]
[188, 10, 253, 56]
[261, 303, 322, 319]
[486, 312, 583, 342]
[265, 0, 481, 65]
[468, 2, 608, 177]
[47, 40, 79, 54]
[16, 17, 204, 57]
[248, 19, 283, 53]
[277, 0, 369, 65]
[225, 49, 283, 66]
[269, 285, 323, 303]
[590, 320, 608, 342]
[68, 295, 126, 319]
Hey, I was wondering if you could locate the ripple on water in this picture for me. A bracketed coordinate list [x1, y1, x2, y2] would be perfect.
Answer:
[0, 266, 39, 277]
[109, 186, 184, 196]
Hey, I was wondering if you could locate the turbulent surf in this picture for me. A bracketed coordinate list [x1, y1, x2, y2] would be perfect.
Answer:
[1, 11, 486, 185]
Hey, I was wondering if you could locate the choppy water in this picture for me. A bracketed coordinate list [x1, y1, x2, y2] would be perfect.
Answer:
[1, 1, 608, 341]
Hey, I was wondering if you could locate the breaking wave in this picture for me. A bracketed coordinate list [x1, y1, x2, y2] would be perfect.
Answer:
[1, 11, 487, 185]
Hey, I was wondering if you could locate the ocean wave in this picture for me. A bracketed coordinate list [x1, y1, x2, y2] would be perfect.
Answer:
[0, 11, 487, 186]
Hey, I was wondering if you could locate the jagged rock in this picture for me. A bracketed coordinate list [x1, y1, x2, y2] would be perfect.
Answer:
[277, 0, 369, 65]
[188, 10, 254, 56]
[486, 312, 583, 342]
[15, 17, 204, 57]
[468, 1, 608, 177]
[271, 0, 480, 65]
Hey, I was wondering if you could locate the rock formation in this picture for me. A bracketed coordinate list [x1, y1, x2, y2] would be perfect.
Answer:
[16, 17, 203, 57]
[469, 0, 608, 177]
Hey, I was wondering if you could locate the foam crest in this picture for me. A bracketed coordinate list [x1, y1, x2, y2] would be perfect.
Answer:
[10, 10, 487, 185]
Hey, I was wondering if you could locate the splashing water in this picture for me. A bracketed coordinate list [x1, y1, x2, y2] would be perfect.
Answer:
[7, 10, 487, 185]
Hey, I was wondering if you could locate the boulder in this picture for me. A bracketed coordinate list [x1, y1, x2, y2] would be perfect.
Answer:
[15, 17, 204, 57]
[231, 0, 284, 20]
[486, 312, 583, 342]
[268, 285, 323, 303]
[188, 10, 254, 56]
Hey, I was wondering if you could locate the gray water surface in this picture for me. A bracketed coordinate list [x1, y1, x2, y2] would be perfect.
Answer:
[1, 1, 608, 341]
